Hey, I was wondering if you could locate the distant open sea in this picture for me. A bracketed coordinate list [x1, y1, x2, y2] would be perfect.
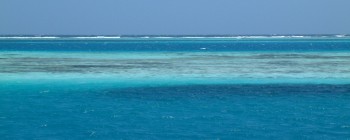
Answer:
[1, 35, 350, 139]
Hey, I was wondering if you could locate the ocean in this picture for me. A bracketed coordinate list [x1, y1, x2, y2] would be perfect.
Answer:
[1, 36, 350, 139]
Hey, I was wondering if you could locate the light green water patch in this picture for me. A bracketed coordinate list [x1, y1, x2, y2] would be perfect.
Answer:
[1, 73, 350, 90]
[1, 51, 350, 87]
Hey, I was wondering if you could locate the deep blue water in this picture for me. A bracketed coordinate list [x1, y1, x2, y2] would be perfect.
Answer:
[1, 84, 350, 139]
[1, 38, 350, 52]
[1, 37, 350, 139]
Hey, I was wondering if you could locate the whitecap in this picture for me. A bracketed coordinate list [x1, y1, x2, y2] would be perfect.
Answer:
[0, 36, 60, 39]
[291, 36, 305, 38]
[73, 36, 121, 39]
[154, 37, 174, 38]
[335, 34, 346, 38]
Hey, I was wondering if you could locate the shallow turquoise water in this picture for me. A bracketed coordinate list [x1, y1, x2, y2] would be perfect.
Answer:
[1, 38, 350, 139]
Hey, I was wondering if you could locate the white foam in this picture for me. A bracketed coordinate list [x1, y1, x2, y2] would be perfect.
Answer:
[0, 36, 60, 39]
[211, 36, 242, 39]
[153, 37, 174, 39]
[181, 37, 207, 39]
[335, 34, 346, 38]
[242, 36, 268, 39]
[1, 35, 347, 40]
[272, 36, 286, 38]
[73, 36, 120, 39]
[291, 36, 305, 38]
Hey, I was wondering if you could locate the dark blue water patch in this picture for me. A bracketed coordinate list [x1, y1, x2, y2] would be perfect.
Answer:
[1, 84, 350, 139]
[1, 39, 350, 52]
[104, 84, 350, 100]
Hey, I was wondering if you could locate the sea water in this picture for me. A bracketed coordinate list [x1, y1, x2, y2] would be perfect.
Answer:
[0, 36, 350, 139]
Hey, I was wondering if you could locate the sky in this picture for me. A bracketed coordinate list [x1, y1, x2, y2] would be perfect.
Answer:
[1, 0, 350, 35]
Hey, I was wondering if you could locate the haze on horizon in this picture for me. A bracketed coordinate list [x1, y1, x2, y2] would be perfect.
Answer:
[1, 0, 350, 35]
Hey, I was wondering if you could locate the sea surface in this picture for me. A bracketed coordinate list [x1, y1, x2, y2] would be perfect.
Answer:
[1, 36, 350, 139]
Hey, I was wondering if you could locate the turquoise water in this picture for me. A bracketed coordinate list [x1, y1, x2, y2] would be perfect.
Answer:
[1, 37, 350, 139]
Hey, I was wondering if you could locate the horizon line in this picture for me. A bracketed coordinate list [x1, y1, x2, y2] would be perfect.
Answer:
[0, 34, 349, 36]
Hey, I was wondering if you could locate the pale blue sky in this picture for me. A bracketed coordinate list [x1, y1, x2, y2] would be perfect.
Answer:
[1, 0, 350, 35]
